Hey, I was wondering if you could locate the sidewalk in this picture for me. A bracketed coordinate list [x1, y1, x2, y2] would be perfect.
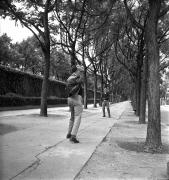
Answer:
[76, 103, 169, 180]
[0, 102, 127, 180]
[0, 101, 168, 180]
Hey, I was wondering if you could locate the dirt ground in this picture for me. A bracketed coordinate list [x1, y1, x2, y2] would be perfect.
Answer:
[75, 110, 169, 180]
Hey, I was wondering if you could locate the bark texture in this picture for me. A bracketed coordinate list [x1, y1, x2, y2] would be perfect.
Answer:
[144, 0, 162, 152]
[40, 0, 50, 116]
[139, 58, 148, 124]
[93, 71, 97, 108]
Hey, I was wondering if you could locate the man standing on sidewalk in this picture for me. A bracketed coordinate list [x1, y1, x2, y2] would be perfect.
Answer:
[102, 87, 111, 118]
[66, 65, 83, 143]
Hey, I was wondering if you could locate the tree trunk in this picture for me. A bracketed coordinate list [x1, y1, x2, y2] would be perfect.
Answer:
[70, 46, 76, 66]
[82, 40, 88, 109]
[100, 66, 104, 106]
[100, 78, 103, 106]
[137, 31, 145, 123]
[40, 52, 50, 116]
[139, 57, 148, 124]
[144, 0, 162, 152]
[83, 67, 88, 109]
[136, 68, 141, 116]
[40, 0, 50, 117]
[136, 32, 144, 117]
[131, 83, 137, 112]
[93, 71, 97, 108]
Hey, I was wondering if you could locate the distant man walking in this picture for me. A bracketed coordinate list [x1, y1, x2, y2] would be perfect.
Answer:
[102, 87, 111, 118]
[66, 65, 83, 143]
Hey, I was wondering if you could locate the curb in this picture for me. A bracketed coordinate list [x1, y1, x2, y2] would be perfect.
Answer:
[73, 105, 126, 180]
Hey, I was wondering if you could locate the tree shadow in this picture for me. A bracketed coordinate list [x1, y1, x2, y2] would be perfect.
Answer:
[0, 123, 19, 135]
[117, 140, 169, 154]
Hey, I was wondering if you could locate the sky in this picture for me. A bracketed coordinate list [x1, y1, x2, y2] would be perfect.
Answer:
[0, 17, 33, 43]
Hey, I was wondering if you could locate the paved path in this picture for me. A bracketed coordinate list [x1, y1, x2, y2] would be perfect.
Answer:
[161, 105, 169, 125]
[76, 104, 169, 180]
[0, 102, 128, 180]
[1, 102, 168, 180]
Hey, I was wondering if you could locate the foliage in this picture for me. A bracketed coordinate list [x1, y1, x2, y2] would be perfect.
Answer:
[50, 50, 71, 81]
[1, 0, 169, 110]
[12, 36, 43, 73]
[0, 33, 71, 80]
[0, 33, 16, 66]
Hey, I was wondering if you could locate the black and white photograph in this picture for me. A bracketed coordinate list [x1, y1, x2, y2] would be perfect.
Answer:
[0, 0, 169, 179]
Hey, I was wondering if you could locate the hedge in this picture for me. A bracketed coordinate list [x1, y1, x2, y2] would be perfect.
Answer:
[0, 66, 101, 107]
[166, 100, 169, 105]
[0, 96, 67, 107]
[0, 95, 102, 107]
[0, 65, 101, 99]
[0, 65, 67, 97]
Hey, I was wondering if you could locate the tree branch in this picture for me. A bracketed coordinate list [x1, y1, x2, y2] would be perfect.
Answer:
[114, 42, 135, 80]
[123, 0, 144, 30]
[74, 0, 87, 43]
[159, 5, 169, 18]
[4, 1, 45, 49]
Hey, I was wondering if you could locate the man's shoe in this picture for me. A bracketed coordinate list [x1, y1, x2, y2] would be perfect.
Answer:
[103, 115, 105, 117]
[70, 136, 79, 143]
[66, 133, 71, 139]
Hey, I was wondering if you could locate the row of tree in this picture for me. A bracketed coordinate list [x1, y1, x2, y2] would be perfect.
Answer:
[0, 34, 71, 81]
[1, 0, 169, 152]
[0, 32, 129, 104]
